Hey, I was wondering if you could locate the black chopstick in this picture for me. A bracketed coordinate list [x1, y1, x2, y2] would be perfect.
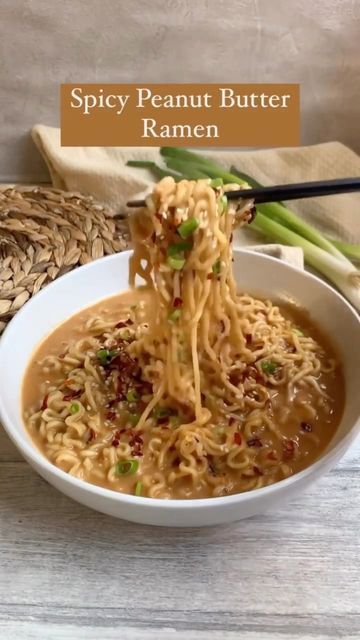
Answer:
[126, 177, 360, 208]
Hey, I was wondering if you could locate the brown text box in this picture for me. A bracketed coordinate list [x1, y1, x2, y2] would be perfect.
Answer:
[61, 84, 300, 147]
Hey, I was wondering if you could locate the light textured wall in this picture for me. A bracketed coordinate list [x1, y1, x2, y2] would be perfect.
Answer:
[0, 0, 359, 182]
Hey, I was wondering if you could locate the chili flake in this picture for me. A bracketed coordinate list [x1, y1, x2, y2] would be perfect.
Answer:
[283, 439, 296, 460]
[253, 465, 263, 476]
[300, 421, 313, 432]
[87, 428, 96, 443]
[63, 388, 82, 401]
[267, 450, 278, 461]
[233, 432, 242, 446]
[247, 437, 263, 448]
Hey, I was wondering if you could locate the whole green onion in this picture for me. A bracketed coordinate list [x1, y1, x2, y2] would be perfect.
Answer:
[126, 159, 180, 181]
[329, 238, 360, 262]
[164, 156, 209, 179]
[210, 177, 223, 188]
[115, 459, 139, 476]
[252, 212, 360, 311]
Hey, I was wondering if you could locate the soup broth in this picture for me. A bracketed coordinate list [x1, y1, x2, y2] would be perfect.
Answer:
[22, 289, 344, 499]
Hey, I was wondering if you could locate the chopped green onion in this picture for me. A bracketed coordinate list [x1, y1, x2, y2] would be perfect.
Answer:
[96, 349, 117, 365]
[167, 241, 192, 257]
[210, 177, 223, 188]
[169, 415, 181, 428]
[119, 329, 131, 340]
[177, 218, 200, 239]
[115, 459, 139, 476]
[70, 402, 80, 414]
[293, 328, 304, 337]
[126, 389, 139, 403]
[260, 360, 278, 376]
[128, 413, 140, 426]
[218, 194, 227, 215]
[153, 406, 172, 420]
[167, 255, 186, 270]
[134, 481, 143, 496]
[212, 260, 221, 275]
[168, 309, 182, 323]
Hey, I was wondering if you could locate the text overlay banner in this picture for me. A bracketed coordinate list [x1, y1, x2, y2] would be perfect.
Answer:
[61, 84, 300, 147]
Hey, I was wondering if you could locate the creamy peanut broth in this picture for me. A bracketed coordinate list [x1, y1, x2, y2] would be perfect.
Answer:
[22, 289, 344, 500]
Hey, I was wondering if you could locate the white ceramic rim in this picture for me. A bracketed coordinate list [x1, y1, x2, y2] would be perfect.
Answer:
[0, 249, 359, 511]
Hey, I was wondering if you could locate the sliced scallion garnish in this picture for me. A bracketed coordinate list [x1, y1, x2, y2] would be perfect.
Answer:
[212, 260, 221, 275]
[167, 255, 186, 270]
[169, 415, 181, 428]
[153, 406, 172, 420]
[260, 360, 278, 376]
[128, 413, 140, 426]
[115, 459, 139, 476]
[168, 241, 192, 257]
[126, 389, 139, 403]
[293, 328, 304, 337]
[70, 402, 80, 414]
[168, 309, 182, 323]
[219, 194, 227, 215]
[96, 349, 117, 365]
[135, 481, 143, 496]
[177, 218, 199, 239]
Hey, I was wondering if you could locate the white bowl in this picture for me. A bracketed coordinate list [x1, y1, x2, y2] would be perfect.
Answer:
[1, 249, 360, 527]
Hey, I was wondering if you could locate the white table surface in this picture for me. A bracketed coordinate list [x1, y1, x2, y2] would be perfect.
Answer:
[0, 422, 359, 640]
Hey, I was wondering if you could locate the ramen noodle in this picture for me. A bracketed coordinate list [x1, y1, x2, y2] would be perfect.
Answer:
[23, 178, 344, 499]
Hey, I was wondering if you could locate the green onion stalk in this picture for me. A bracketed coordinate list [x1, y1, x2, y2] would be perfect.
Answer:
[127, 148, 360, 311]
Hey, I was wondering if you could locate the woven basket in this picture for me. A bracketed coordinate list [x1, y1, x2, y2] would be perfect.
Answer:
[0, 185, 130, 334]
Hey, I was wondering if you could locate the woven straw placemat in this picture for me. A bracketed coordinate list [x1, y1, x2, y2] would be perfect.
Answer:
[0, 185, 130, 334]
